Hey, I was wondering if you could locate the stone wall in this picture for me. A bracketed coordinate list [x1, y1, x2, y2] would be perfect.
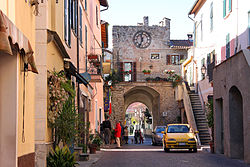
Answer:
[110, 82, 180, 128]
[112, 19, 188, 80]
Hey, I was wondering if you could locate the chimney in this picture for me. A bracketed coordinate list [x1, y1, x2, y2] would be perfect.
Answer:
[187, 34, 193, 41]
[143, 16, 149, 26]
[163, 17, 171, 29]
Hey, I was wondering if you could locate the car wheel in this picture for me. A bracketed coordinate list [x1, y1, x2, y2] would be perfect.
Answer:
[193, 148, 197, 153]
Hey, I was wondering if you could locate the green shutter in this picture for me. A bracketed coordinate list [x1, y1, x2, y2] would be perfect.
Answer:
[223, 0, 226, 17]
[229, 0, 232, 12]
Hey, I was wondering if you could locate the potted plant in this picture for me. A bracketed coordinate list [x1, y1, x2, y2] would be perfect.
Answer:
[207, 99, 214, 153]
[142, 69, 151, 74]
[88, 133, 103, 154]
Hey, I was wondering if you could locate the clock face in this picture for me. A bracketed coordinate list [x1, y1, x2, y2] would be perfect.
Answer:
[133, 31, 151, 48]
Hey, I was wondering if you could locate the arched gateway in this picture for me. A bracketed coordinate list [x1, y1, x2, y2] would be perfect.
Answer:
[110, 82, 180, 128]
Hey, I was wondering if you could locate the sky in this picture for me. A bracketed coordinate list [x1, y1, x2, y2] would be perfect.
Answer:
[101, 0, 196, 49]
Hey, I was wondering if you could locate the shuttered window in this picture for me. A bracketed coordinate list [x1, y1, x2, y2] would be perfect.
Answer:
[226, 34, 230, 59]
[119, 62, 124, 81]
[64, 0, 71, 47]
[133, 62, 137, 82]
[223, 0, 232, 18]
[79, 5, 83, 44]
[210, 2, 213, 32]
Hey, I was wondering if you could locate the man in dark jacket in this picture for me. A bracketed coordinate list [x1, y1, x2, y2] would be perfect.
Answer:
[103, 116, 111, 145]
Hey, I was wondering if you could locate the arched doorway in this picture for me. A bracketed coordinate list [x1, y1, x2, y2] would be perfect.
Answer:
[125, 102, 152, 137]
[229, 86, 244, 159]
[124, 86, 160, 129]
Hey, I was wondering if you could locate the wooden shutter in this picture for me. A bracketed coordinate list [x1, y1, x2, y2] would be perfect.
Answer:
[223, 0, 226, 17]
[119, 62, 124, 81]
[133, 62, 137, 82]
[166, 55, 171, 65]
[229, 0, 232, 12]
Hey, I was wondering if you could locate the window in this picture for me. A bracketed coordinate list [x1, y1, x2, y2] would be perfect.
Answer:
[150, 53, 160, 59]
[85, 25, 88, 56]
[166, 55, 184, 65]
[64, 0, 71, 46]
[119, 62, 136, 82]
[223, 0, 232, 18]
[226, 33, 230, 59]
[96, 6, 99, 27]
[124, 62, 132, 82]
[72, 0, 78, 35]
[79, 5, 83, 44]
[85, 0, 87, 11]
[210, 2, 213, 32]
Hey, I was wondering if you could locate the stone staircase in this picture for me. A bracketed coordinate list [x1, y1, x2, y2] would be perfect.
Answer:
[189, 93, 211, 145]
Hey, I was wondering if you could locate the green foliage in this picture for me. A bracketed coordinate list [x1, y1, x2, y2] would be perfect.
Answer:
[53, 97, 85, 146]
[89, 132, 103, 147]
[47, 146, 78, 167]
[144, 109, 152, 124]
[206, 99, 214, 128]
[142, 69, 151, 73]
[104, 70, 123, 85]
[78, 143, 88, 154]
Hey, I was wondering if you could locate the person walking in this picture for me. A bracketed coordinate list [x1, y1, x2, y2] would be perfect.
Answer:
[139, 130, 144, 144]
[103, 116, 111, 145]
[114, 122, 121, 148]
[124, 126, 129, 144]
[134, 130, 138, 144]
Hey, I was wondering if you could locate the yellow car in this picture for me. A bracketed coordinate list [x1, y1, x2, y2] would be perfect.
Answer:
[162, 124, 198, 152]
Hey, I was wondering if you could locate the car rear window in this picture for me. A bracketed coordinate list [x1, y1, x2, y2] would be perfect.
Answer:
[167, 125, 189, 133]
[156, 127, 166, 133]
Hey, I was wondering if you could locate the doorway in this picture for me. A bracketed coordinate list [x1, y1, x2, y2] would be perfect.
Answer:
[229, 86, 244, 159]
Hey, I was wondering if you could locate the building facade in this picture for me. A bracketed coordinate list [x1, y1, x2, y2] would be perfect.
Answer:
[187, 0, 250, 105]
[0, 1, 38, 166]
[187, 0, 250, 163]
[110, 17, 192, 128]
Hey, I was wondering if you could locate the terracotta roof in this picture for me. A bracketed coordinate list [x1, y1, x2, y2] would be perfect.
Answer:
[99, 0, 108, 7]
[169, 40, 193, 48]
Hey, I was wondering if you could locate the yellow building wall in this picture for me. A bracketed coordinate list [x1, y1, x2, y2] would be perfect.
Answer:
[0, 0, 36, 158]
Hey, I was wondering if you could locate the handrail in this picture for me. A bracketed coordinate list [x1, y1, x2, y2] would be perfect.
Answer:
[182, 82, 201, 145]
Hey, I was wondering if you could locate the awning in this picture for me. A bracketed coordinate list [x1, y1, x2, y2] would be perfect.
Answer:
[64, 61, 91, 86]
[0, 10, 38, 74]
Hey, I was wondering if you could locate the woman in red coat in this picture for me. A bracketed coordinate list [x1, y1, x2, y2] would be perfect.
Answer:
[114, 122, 121, 148]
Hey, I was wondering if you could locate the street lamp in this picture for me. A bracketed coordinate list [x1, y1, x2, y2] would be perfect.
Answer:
[201, 65, 206, 79]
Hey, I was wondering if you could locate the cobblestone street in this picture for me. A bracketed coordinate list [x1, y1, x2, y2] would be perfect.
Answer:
[78, 137, 250, 167]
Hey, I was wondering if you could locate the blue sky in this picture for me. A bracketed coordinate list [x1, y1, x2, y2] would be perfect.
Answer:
[101, 0, 196, 49]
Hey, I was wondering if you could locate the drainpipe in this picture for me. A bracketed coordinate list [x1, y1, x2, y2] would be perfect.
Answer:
[77, 0, 80, 112]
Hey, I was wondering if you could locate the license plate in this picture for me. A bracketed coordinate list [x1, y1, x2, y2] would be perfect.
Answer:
[179, 143, 186, 145]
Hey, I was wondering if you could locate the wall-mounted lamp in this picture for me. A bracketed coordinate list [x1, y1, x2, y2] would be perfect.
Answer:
[201, 65, 206, 75]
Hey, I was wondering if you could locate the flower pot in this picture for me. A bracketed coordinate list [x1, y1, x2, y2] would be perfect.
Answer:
[89, 144, 98, 154]
[143, 72, 150, 74]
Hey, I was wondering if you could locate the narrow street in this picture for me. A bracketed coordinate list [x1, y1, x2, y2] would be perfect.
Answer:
[89, 138, 250, 167]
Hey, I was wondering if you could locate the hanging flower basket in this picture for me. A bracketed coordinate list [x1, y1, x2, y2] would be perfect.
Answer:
[88, 54, 98, 59]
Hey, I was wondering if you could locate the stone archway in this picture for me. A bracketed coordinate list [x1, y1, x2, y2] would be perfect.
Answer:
[229, 86, 244, 159]
[110, 82, 179, 128]
[124, 86, 160, 128]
